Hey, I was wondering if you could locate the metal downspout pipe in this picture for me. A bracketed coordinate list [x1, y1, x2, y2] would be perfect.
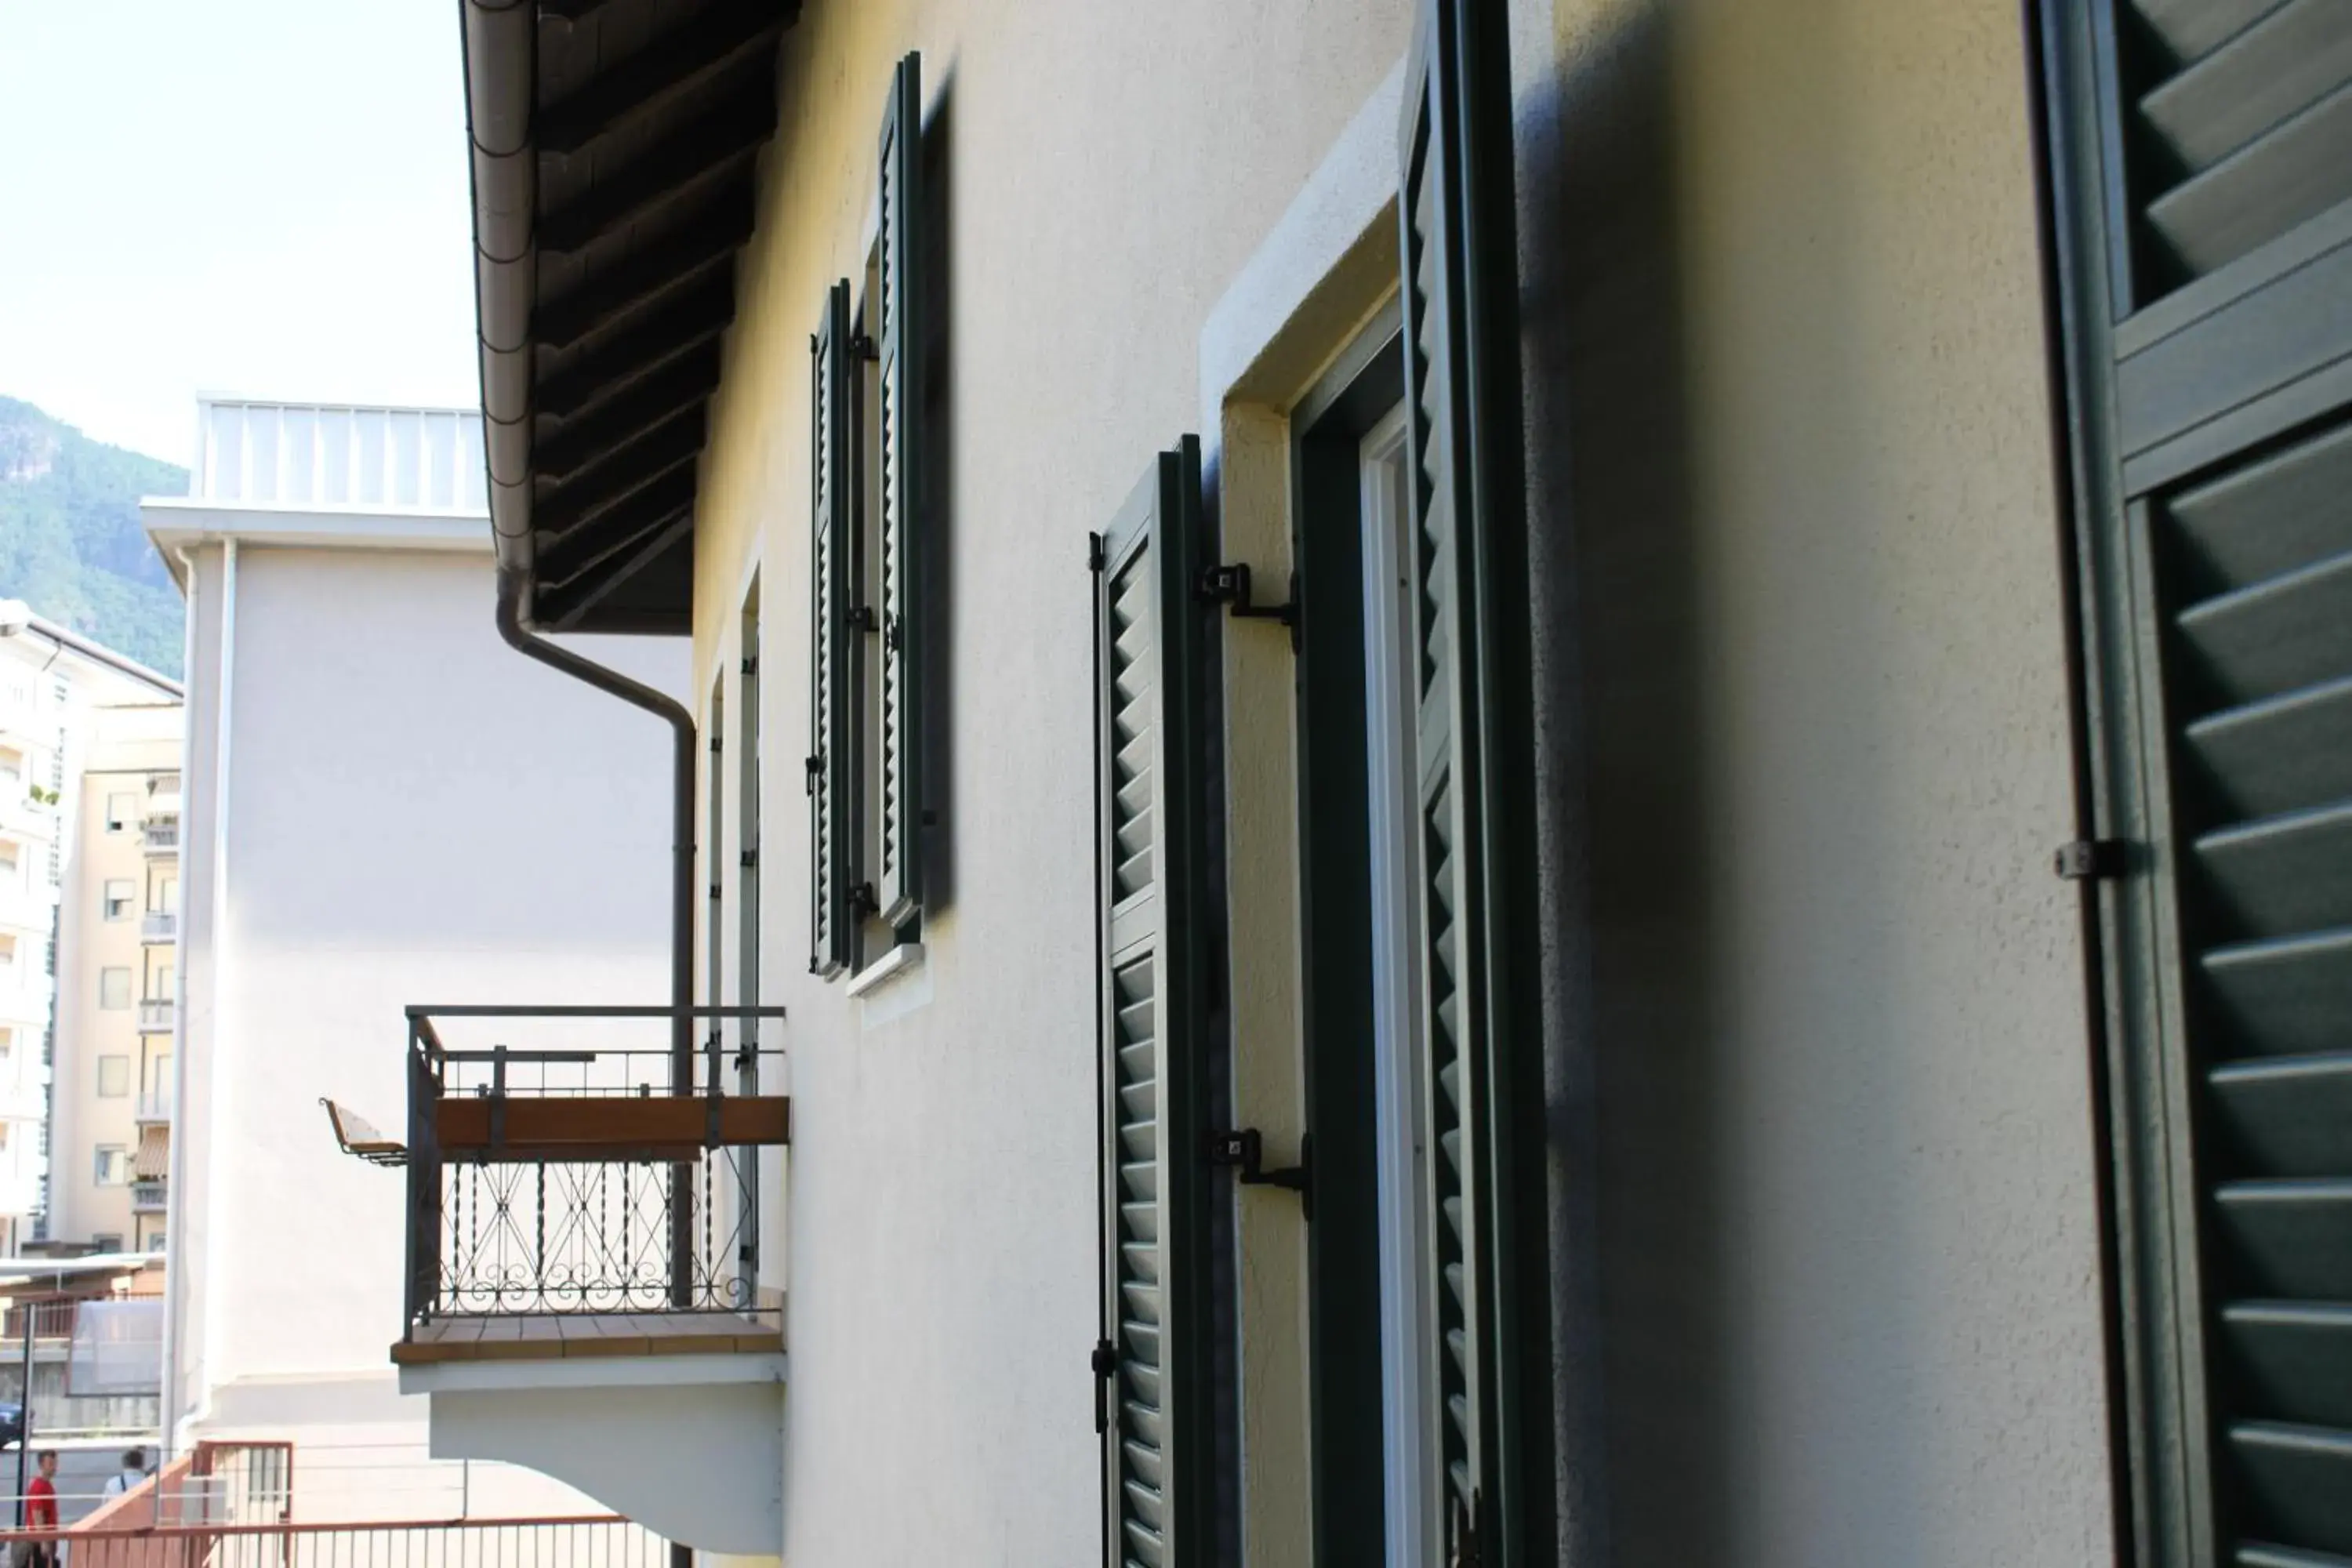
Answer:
[492, 576, 698, 1308]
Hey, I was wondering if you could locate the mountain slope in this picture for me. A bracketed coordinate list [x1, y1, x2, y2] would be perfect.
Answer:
[0, 397, 187, 679]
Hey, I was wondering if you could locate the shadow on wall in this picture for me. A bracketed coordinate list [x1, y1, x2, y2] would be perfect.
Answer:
[1518, 8, 1719, 1564]
[1521, 0, 1936, 1560]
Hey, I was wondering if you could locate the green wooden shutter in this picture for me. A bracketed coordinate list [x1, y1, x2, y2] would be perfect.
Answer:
[1399, 1, 1547, 1563]
[2042, 3, 2352, 1563]
[874, 51, 924, 927]
[1094, 440, 1212, 1568]
[808, 281, 853, 978]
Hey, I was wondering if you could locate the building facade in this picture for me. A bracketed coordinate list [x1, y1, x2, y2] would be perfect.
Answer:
[0, 606, 181, 1258]
[366, 1, 2352, 1565]
[141, 397, 688, 1521]
[49, 702, 183, 1254]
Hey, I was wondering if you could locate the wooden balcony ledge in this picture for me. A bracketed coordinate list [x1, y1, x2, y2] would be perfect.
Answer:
[393, 1310, 782, 1366]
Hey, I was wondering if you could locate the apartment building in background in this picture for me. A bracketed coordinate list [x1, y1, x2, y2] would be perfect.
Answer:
[49, 703, 182, 1254]
[139, 396, 687, 1521]
[0, 604, 181, 1258]
[332, 0, 2352, 1564]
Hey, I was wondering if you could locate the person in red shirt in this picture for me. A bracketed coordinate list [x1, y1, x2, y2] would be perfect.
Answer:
[16, 1450, 58, 1568]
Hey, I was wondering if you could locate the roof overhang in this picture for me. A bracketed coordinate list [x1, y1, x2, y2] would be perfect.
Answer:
[460, 0, 801, 636]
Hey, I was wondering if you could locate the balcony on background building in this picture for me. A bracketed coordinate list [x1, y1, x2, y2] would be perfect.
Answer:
[147, 773, 183, 817]
[138, 999, 174, 1033]
[137, 1087, 173, 1123]
[142, 910, 177, 944]
[142, 818, 180, 855]
[0, 880, 57, 935]
[0, 790, 58, 843]
[328, 1004, 789, 1554]
[130, 1179, 166, 1213]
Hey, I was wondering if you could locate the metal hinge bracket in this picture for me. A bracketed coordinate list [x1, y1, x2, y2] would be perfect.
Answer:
[741, 655, 759, 677]
[850, 882, 879, 920]
[1197, 563, 1298, 632]
[1206, 1127, 1312, 1218]
[741, 849, 759, 869]
[804, 753, 822, 796]
[1087, 532, 1106, 573]
[850, 333, 878, 362]
[846, 605, 879, 633]
[2055, 838, 2129, 880]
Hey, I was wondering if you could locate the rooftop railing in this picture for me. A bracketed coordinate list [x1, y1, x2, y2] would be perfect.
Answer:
[390, 1006, 788, 1344]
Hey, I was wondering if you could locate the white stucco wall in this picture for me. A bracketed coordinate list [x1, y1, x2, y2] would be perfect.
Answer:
[1516, 0, 2117, 1562]
[663, 0, 2114, 1562]
[168, 540, 684, 1504]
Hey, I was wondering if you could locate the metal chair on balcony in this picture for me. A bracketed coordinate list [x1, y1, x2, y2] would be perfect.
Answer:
[321, 1099, 408, 1167]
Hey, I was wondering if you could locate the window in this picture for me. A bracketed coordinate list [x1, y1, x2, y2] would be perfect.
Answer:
[0, 840, 17, 878]
[809, 51, 927, 983]
[97, 1056, 129, 1098]
[2040, 6, 2352, 1565]
[92, 1232, 122, 1252]
[94, 1149, 129, 1187]
[0, 1027, 12, 1058]
[0, 749, 21, 786]
[100, 967, 131, 1009]
[103, 880, 135, 920]
[158, 877, 179, 914]
[0, 1124, 9, 1152]
[151, 964, 174, 1000]
[104, 793, 136, 833]
[0, 934, 16, 971]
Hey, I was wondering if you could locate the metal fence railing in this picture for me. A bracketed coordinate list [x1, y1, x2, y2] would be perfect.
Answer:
[1, 1514, 669, 1568]
[401, 1006, 787, 1336]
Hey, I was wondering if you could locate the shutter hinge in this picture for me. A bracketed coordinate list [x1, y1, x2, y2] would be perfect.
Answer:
[741, 655, 759, 677]
[1090, 1338, 1117, 1434]
[710, 735, 723, 753]
[1198, 563, 1299, 643]
[740, 848, 759, 869]
[849, 332, 878, 362]
[1205, 1128, 1312, 1218]
[804, 754, 822, 796]
[710, 882, 723, 902]
[1087, 532, 1105, 574]
[850, 882, 879, 920]
[2055, 838, 2129, 880]
[846, 605, 879, 633]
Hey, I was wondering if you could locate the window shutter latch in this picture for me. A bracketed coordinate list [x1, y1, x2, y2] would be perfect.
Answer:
[2055, 838, 2129, 880]
[803, 754, 822, 797]
[1205, 1127, 1312, 1218]
[1198, 563, 1298, 634]
[1090, 1338, 1117, 1433]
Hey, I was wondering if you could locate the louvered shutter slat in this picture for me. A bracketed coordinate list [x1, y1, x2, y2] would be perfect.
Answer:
[1094, 443, 1209, 1568]
[808, 281, 854, 978]
[873, 53, 924, 927]
[2132, 0, 2352, 286]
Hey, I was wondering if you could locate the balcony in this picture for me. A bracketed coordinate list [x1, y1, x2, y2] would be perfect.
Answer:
[138, 1087, 173, 1123]
[147, 774, 183, 816]
[142, 909, 177, 944]
[0, 880, 55, 934]
[0, 790, 57, 843]
[373, 1004, 789, 1554]
[139, 998, 174, 1033]
[132, 1178, 167, 1211]
[142, 818, 180, 855]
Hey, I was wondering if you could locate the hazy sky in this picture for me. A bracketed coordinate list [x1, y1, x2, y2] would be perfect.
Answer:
[0, 2, 478, 468]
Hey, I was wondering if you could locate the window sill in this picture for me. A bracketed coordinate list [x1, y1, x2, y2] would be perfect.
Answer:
[844, 942, 925, 999]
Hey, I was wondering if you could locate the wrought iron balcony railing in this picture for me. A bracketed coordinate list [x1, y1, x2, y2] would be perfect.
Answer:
[394, 1004, 788, 1350]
